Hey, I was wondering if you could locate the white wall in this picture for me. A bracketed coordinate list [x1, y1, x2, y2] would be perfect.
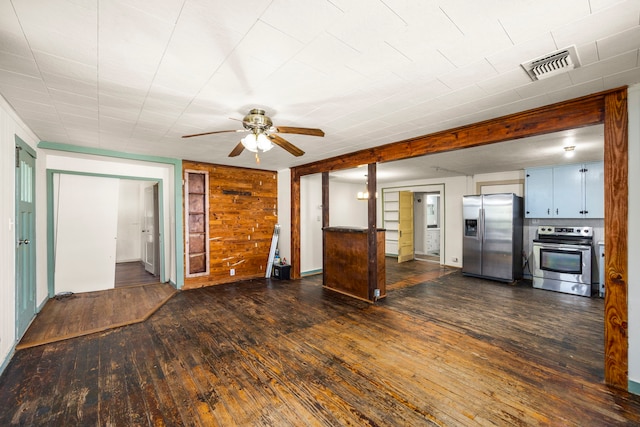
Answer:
[0, 96, 41, 371]
[628, 83, 640, 389]
[53, 174, 119, 294]
[329, 181, 368, 228]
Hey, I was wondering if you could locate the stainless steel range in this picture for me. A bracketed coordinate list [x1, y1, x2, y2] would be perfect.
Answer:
[532, 226, 594, 297]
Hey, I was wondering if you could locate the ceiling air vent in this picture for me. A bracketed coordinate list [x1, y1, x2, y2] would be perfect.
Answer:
[521, 46, 580, 81]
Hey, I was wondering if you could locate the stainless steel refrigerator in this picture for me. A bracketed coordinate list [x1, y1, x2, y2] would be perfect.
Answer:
[462, 193, 523, 282]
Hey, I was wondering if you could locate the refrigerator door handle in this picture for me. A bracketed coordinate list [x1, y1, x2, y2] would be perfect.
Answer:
[479, 208, 484, 242]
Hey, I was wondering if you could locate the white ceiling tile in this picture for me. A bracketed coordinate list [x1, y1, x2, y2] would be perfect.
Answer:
[0, 52, 40, 77]
[49, 88, 97, 109]
[552, 0, 640, 48]
[576, 42, 599, 66]
[570, 50, 639, 84]
[0, 2, 32, 57]
[56, 102, 98, 118]
[500, 0, 592, 45]
[486, 35, 557, 74]
[514, 72, 574, 99]
[32, 51, 97, 82]
[60, 113, 99, 128]
[234, 21, 304, 69]
[115, 0, 184, 24]
[597, 26, 640, 60]
[603, 65, 640, 88]
[294, 33, 359, 75]
[546, 78, 605, 104]
[98, 1, 174, 83]
[476, 68, 531, 94]
[345, 42, 413, 80]
[438, 59, 499, 90]
[12, 0, 97, 65]
[326, 0, 408, 52]
[470, 89, 522, 113]
[41, 72, 97, 98]
[0, 70, 48, 92]
[260, 0, 343, 43]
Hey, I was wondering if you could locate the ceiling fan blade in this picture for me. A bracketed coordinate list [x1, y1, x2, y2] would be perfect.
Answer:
[182, 129, 246, 138]
[269, 134, 305, 157]
[274, 126, 324, 137]
[228, 141, 245, 157]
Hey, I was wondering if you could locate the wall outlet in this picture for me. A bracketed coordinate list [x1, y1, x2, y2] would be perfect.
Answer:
[374, 288, 380, 298]
[452, 257, 459, 263]
[230, 268, 235, 276]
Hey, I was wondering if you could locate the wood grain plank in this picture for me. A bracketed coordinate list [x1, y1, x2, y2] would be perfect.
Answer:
[604, 89, 629, 389]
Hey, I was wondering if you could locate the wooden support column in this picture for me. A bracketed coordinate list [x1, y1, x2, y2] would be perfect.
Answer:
[367, 163, 378, 301]
[291, 170, 301, 279]
[604, 89, 628, 389]
[322, 172, 329, 287]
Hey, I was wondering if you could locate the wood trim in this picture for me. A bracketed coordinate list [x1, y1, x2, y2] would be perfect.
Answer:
[322, 172, 329, 286]
[289, 87, 629, 389]
[291, 170, 301, 279]
[367, 163, 378, 300]
[604, 90, 629, 389]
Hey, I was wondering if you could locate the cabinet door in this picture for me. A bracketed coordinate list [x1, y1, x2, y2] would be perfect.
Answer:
[525, 167, 553, 218]
[553, 164, 583, 218]
[397, 191, 414, 263]
[584, 161, 604, 218]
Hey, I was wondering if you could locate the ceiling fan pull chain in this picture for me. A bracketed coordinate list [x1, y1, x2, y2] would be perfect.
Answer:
[255, 152, 260, 164]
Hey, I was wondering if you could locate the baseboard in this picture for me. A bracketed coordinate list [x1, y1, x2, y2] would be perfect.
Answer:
[629, 379, 640, 395]
[0, 343, 17, 378]
[301, 269, 322, 277]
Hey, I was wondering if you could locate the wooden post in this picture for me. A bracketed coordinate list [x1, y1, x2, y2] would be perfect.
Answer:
[604, 89, 628, 389]
[367, 163, 377, 301]
[322, 172, 329, 287]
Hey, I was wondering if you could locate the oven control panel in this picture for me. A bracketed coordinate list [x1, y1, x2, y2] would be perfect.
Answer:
[537, 226, 593, 237]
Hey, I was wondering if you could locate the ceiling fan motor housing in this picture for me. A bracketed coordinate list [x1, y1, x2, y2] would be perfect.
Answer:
[243, 109, 273, 132]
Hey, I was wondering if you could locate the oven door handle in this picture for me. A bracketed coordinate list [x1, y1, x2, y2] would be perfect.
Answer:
[533, 242, 591, 251]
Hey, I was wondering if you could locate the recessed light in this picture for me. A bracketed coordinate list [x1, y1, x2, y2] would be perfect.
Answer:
[564, 146, 575, 158]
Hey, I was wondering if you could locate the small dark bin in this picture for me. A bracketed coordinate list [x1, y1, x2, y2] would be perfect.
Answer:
[272, 264, 291, 280]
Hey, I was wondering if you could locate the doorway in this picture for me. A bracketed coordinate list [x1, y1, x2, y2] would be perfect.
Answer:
[414, 192, 441, 263]
[49, 173, 163, 295]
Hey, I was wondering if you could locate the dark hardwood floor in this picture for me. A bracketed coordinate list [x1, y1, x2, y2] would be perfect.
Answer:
[1, 259, 639, 426]
[115, 261, 160, 287]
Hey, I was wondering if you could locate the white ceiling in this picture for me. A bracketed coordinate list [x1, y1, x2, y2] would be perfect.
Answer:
[1, 0, 638, 181]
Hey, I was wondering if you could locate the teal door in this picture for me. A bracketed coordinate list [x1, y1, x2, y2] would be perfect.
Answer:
[15, 141, 36, 338]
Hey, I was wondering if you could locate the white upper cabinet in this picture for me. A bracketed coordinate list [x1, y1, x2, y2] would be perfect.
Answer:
[583, 161, 604, 218]
[524, 166, 553, 218]
[525, 161, 604, 219]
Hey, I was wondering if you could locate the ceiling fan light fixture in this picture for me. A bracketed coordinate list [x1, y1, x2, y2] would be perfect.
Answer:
[241, 132, 273, 153]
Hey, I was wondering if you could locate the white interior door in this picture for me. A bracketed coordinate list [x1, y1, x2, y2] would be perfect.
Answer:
[142, 184, 159, 275]
[53, 174, 119, 294]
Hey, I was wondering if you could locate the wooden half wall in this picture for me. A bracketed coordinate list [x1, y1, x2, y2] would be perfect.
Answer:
[290, 87, 629, 390]
[182, 161, 278, 289]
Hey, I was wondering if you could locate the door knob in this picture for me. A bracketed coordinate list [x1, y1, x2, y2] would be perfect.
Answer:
[18, 239, 30, 245]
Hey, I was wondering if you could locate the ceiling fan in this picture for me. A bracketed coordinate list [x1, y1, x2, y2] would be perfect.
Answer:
[181, 108, 324, 163]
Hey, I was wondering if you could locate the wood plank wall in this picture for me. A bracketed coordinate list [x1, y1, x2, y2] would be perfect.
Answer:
[290, 87, 629, 390]
[182, 161, 278, 289]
